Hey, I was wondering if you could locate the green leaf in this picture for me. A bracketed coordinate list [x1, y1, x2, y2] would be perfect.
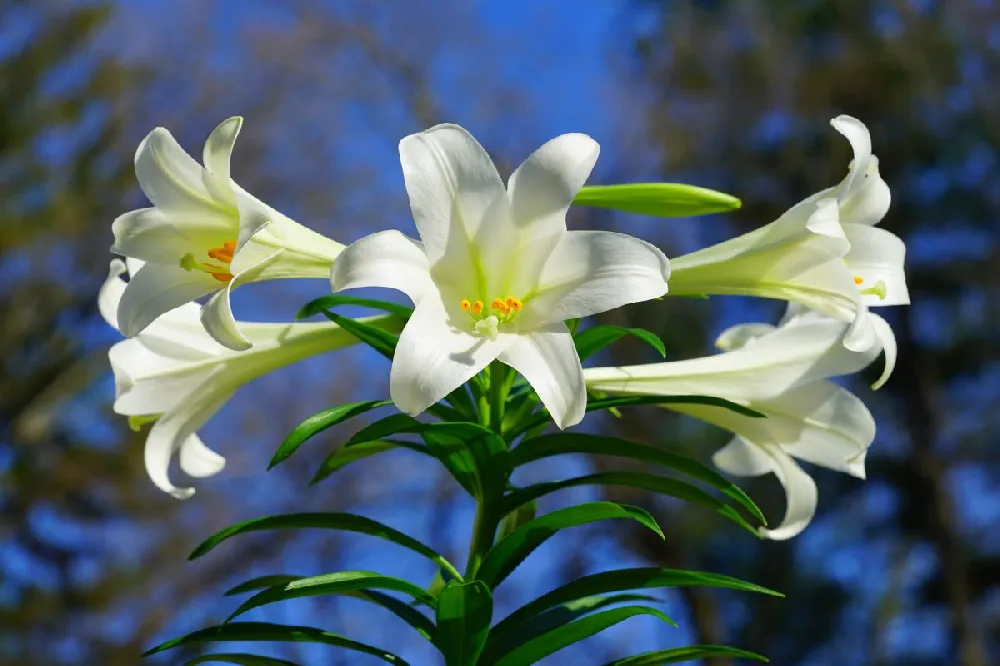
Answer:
[419, 422, 511, 500]
[142, 622, 409, 664]
[574, 325, 666, 361]
[190, 513, 461, 581]
[436, 581, 493, 666]
[269, 400, 391, 469]
[345, 590, 436, 641]
[477, 503, 664, 588]
[298, 294, 413, 320]
[228, 571, 437, 621]
[311, 440, 425, 483]
[601, 645, 769, 665]
[320, 311, 399, 360]
[184, 653, 300, 665]
[489, 606, 675, 666]
[585, 395, 764, 418]
[223, 578, 435, 641]
[574, 183, 741, 217]
[497, 500, 537, 541]
[491, 567, 781, 640]
[225, 575, 302, 596]
[501, 472, 758, 534]
[511, 434, 765, 526]
[309, 413, 430, 483]
[481, 594, 661, 661]
[507, 395, 762, 440]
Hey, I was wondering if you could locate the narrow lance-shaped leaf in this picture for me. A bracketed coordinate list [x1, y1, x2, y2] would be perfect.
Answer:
[419, 422, 511, 500]
[511, 434, 765, 526]
[319, 311, 400, 360]
[223, 577, 435, 641]
[488, 606, 676, 666]
[228, 571, 438, 621]
[481, 594, 664, 660]
[490, 567, 781, 644]
[190, 513, 462, 582]
[501, 472, 758, 535]
[297, 294, 413, 320]
[574, 182, 741, 217]
[507, 394, 762, 440]
[477, 502, 664, 588]
[436, 581, 493, 666]
[600, 645, 769, 665]
[143, 622, 410, 665]
[185, 654, 301, 666]
[574, 325, 666, 362]
[311, 440, 426, 484]
[269, 400, 391, 468]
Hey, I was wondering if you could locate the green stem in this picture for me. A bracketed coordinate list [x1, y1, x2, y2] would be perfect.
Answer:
[465, 500, 496, 579]
[489, 361, 506, 435]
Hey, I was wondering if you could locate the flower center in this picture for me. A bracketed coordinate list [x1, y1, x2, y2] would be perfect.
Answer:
[459, 296, 523, 340]
[179, 240, 236, 283]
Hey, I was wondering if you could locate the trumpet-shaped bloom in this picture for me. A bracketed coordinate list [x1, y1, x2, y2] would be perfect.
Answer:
[100, 259, 391, 498]
[584, 312, 879, 539]
[331, 124, 670, 428]
[668, 115, 907, 387]
[112, 117, 344, 351]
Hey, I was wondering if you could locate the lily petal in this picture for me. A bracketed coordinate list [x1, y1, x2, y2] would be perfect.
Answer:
[117, 262, 219, 337]
[134, 127, 232, 224]
[390, 292, 514, 416]
[757, 446, 819, 541]
[507, 133, 600, 241]
[112, 208, 218, 264]
[202, 116, 242, 183]
[714, 323, 776, 351]
[144, 372, 235, 499]
[712, 436, 773, 477]
[830, 115, 873, 193]
[844, 224, 909, 306]
[100, 259, 129, 331]
[398, 123, 507, 264]
[522, 230, 670, 327]
[200, 248, 284, 351]
[868, 312, 898, 390]
[498, 325, 586, 429]
[179, 432, 227, 479]
[330, 230, 435, 304]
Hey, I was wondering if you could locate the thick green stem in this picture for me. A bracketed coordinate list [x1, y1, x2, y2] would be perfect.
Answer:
[465, 362, 509, 578]
[489, 362, 506, 435]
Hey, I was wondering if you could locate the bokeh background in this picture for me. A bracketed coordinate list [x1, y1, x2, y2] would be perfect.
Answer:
[2, 1, 998, 664]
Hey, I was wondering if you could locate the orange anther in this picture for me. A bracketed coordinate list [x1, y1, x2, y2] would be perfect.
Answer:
[491, 298, 505, 311]
[508, 297, 522, 312]
[460, 299, 471, 312]
[210, 271, 234, 283]
[471, 300, 484, 315]
[853, 275, 864, 285]
[207, 239, 237, 264]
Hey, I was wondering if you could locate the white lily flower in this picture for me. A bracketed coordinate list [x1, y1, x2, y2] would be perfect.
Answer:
[112, 117, 344, 351]
[668, 115, 907, 387]
[331, 124, 670, 428]
[584, 312, 879, 539]
[100, 259, 385, 498]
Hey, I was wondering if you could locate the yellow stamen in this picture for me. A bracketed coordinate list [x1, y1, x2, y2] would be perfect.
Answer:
[471, 300, 484, 315]
[491, 298, 506, 312]
[853, 275, 864, 285]
[179, 239, 238, 284]
[460, 299, 471, 312]
[507, 297, 522, 312]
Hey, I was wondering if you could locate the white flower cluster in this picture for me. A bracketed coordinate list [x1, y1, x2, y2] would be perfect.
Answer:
[103, 116, 906, 538]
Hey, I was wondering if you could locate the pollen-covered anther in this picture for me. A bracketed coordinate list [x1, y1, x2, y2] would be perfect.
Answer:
[853, 275, 864, 285]
[207, 240, 236, 264]
[179, 239, 237, 283]
[506, 296, 523, 312]
[491, 298, 510, 316]
[471, 300, 484, 315]
[460, 299, 472, 312]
